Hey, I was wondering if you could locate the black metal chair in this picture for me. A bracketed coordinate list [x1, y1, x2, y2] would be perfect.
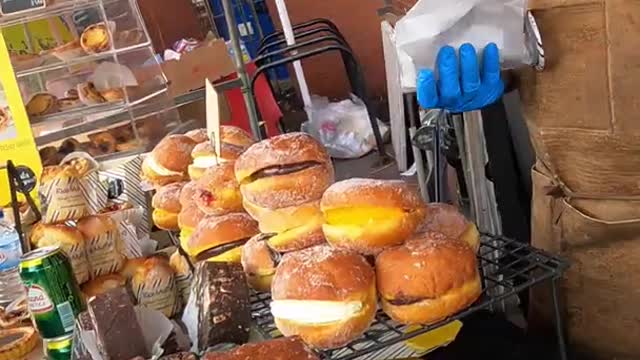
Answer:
[250, 41, 386, 158]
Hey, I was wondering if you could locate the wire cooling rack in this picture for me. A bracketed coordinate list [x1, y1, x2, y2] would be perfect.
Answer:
[250, 234, 569, 360]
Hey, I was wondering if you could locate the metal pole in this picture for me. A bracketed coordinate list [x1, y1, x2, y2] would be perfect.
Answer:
[220, 0, 263, 139]
[551, 279, 569, 360]
[246, 0, 264, 39]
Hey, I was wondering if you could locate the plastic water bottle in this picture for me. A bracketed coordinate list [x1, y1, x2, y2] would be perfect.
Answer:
[0, 212, 25, 306]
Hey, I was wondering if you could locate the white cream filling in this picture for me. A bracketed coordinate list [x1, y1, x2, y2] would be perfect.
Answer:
[270, 300, 362, 324]
[192, 156, 228, 169]
[147, 157, 183, 176]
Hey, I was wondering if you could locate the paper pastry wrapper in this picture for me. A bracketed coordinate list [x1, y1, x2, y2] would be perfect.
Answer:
[98, 155, 151, 240]
[100, 205, 147, 258]
[60, 243, 90, 285]
[41, 153, 107, 224]
[175, 272, 192, 306]
[77, 306, 175, 360]
[133, 272, 180, 319]
[85, 230, 126, 279]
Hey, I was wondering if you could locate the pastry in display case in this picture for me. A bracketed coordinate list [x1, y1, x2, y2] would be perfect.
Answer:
[2, 0, 183, 164]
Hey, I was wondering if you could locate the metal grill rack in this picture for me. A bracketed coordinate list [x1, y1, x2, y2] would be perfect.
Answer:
[250, 234, 569, 360]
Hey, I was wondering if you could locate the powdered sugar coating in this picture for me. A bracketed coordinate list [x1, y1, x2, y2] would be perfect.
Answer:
[235, 132, 333, 182]
[272, 245, 375, 302]
[152, 135, 197, 172]
[321, 178, 424, 210]
[188, 213, 259, 256]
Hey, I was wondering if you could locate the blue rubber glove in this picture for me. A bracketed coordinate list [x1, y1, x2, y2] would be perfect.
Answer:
[417, 43, 504, 113]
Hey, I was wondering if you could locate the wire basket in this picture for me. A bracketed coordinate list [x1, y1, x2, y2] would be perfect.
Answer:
[250, 234, 568, 360]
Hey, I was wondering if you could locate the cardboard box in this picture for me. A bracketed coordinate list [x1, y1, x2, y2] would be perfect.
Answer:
[162, 39, 235, 98]
[133, 38, 235, 99]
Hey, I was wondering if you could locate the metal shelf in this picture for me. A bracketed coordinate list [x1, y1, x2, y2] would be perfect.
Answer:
[16, 41, 150, 78]
[34, 78, 242, 146]
[30, 100, 124, 125]
[250, 234, 569, 360]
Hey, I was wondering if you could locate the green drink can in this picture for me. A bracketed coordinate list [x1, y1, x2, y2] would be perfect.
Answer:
[45, 334, 73, 360]
[19, 246, 85, 339]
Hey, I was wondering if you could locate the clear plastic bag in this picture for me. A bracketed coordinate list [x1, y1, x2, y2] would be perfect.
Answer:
[395, 0, 531, 89]
[302, 95, 388, 159]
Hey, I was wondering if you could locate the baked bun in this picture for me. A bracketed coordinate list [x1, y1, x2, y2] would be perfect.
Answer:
[242, 198, 325, 252]
[217, 125, 255, 148]
[321, 178, 426, 255]
[76, 214, 116, 239]
[152, 182, 185, 230]
[187, 213, 259, 263]
[376, 232, 481, 325]
[178, 204, 206, 252]
[235, 133, 334, 209]
[180, 181, 199, 207]
[419, 203, 480, 252]
[271, 245, 377, 349]
[30, 222, 90, 284]
[120, 257, 149, 279]
[185, 128, 209, 143]
[241, 234, 279, 292]
[188, 126, 255, 180]
[131, 257, 179, 318]
[195, 162, 243, 216]
[82, 274, 126, 299]
[142, 135, 197, 186]
[202, 337, 319, 360]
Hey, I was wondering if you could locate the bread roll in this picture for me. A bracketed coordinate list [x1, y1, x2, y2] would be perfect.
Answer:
[321, 178, 426, 255]
[180, 181, 199, 208]
[202, 337, 319, 360]
[77, 215, 126, 278]
[243, 198, 322, 234]
[419, 203, 480, 252]
[120, 257, 149, 279]
[178, 204, 206, 252]
[235, 133, 334, 209]
[30, 222, 90, 284]
[271, 245, 377, 349]
[195, 162, 243, 216]
[131, 257, 179, 318]
[185, 128, 209, 143]
[376, 232, 481, 325]
[187, 213, 259, 263]
[241, 234, 279, 292]
[152, 182, 185, 231]
[82, 274, 126, 299]
[142, 135, 197, 186]
[188, 126, 255, 180]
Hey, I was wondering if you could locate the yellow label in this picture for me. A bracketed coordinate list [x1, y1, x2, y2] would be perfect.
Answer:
[405, 321, 463, 354]
[0, 33, 42, 207]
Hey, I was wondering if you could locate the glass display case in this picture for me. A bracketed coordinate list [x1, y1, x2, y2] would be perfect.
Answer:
[1, 0, 182, 163]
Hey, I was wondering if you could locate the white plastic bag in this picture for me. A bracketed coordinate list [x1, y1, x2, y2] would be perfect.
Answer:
[395, 0, 530, 89]
[302, 95, 388, 159]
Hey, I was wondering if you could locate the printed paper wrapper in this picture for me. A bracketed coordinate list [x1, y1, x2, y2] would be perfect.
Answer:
[85, 229, 126, 278]
[60, 242, 90, 285]
[40, 153, 108, 224]
[175, 272, 192, 306]
[98, 155, 151, 239]
[100, 205, 146, 259]
[132, 269, 180, 319]
[75, 306, 175, 360]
